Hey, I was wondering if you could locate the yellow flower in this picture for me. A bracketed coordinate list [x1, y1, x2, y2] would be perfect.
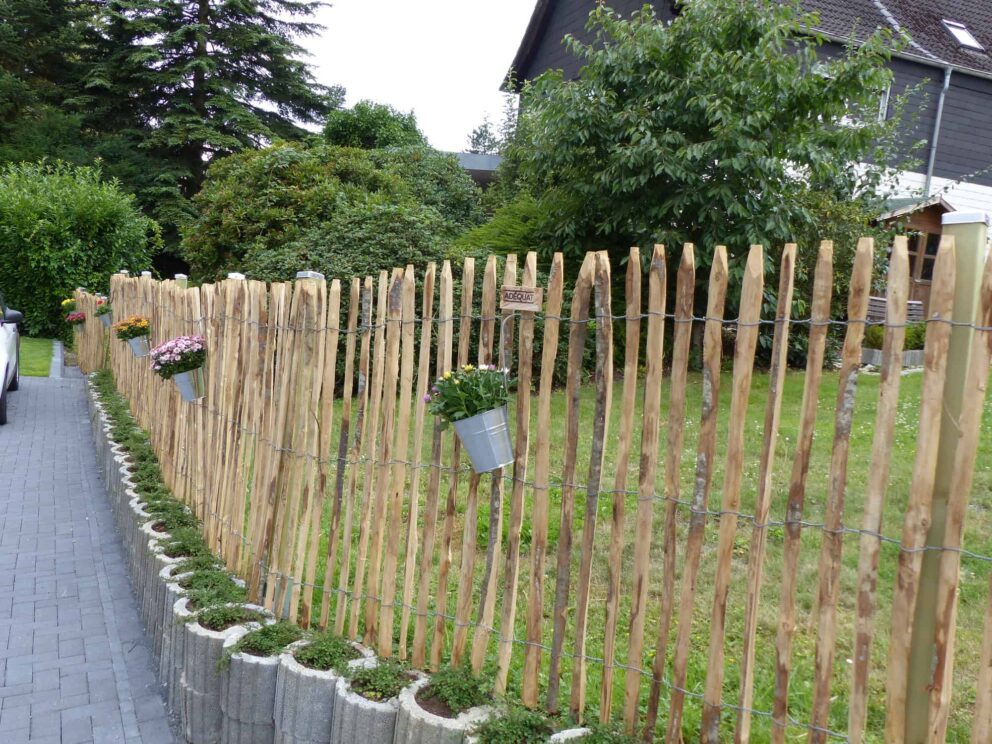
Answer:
[443, 371, 452, 380]
[453, 379, 460, 385]
[462, 364, 474, 372]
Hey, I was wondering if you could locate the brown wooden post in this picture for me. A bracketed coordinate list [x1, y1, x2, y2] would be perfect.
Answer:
[905, 213, 989, 742]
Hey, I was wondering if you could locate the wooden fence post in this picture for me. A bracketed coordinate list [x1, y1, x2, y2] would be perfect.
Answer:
[905, 213, 990, 742]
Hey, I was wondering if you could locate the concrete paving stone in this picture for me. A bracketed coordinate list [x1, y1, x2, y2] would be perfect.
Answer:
[1, 378, 179, 744]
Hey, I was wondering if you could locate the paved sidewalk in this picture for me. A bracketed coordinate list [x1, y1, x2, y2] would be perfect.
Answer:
[0, 376, 177, 743]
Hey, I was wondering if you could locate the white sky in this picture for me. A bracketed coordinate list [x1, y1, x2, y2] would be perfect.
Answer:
[305, 0, 538, 152]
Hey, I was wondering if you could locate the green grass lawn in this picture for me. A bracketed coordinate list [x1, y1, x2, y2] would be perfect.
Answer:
[19, 337, 52, 376]
[254, 365, 992, 740]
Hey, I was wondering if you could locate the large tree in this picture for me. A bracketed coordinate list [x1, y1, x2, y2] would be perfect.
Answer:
[87, 0, 343, 200]
[508, 0, 918, 315]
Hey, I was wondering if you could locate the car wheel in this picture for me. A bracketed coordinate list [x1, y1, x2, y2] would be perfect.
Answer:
[8, 362, 17, 391]
[0, 384, 7, 425]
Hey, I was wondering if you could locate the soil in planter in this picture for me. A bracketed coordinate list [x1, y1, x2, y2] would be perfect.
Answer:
[349, 661, 415, 703]
[234, 621, 303, 658]
[416, 664, 491, 719]
[293, 631, 360, 673]
[195, 605, 264, 632]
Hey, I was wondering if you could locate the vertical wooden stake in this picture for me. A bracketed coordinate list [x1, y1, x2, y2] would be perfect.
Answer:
[666, 246, 729, 742]
[521, 253, 565, 708]
[601, 248, 642, 723]
[846, 239, 909, 743]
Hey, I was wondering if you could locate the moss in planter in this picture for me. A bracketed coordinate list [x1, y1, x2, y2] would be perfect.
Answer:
[195, 605, 264, 632]
[349, 660, 413, 702]
[293, 631, 360, 673]
[417, 663, 491, 718]
[471, 706, 553, 744]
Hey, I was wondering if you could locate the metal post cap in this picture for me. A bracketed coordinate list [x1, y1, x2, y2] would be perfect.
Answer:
[227, 272, 246, 280]
[140, 271, 152, 278]
[174, 273, 188, 281]
[295, 270, 325, 280]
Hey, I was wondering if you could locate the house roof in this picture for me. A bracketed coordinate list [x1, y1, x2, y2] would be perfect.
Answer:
[878, 193, 956, 221]
[505, 0, 992, 88]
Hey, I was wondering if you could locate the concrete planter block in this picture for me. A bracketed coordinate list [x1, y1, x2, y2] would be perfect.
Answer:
[860, 347, 925, 368]
[167, 593, 197, 719]
[127, 497, 151, 572]
[159, 567, 190, 689]
[329, 666, 416, 744]
[139, 521, 170, 607]
[220, 626, 281, 744]
[146, 545, 184, 657]
[273, 641, 373, 744]
[393, 677, 494, 744]
[181, 603, 272, 743]
[549, 729, 591, 742]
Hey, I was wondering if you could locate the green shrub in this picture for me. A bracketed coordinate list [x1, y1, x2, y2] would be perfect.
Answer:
[452, 193, 543, 256]
[905, 321, 926, 351]
[0, 161, 159, 339]
[863, 321, 926, 352]
[348, 660, 411, 702]
[181, 142, 481, 283]
[324, 101, 425, 150]
[471, 706, 553, 744]
[419, 664, 491, 715]
[293, 631, 359, 672]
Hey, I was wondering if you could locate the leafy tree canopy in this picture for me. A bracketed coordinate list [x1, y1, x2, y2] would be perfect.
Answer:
[324, 100, 426, 149]
[504, 0, 918, 314]
[0, 161, 159, 338]
[181, 141, 482, 282]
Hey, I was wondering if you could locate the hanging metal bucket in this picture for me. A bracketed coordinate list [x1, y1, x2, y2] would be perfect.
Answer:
[452, 405, 514, 474]
[127, 336, 150, 357]
[173, 367, 205, 402]
[100, 313, 112, 328]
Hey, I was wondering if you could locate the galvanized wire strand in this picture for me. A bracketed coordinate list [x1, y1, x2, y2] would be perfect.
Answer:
[107, 294, 992, 334]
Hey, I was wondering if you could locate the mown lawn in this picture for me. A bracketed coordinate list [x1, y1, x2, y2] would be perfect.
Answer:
[19, 337, 52, 376]
[301, 366, 992, 741]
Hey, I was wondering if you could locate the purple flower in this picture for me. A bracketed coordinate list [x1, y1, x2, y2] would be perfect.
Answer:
[423, 393, 432, 403]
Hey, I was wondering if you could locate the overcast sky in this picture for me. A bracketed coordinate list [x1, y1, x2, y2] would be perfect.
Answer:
[305, 0, 538, 152]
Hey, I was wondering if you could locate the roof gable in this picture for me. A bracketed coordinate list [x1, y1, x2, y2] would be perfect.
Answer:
[506, 0, 992, 87]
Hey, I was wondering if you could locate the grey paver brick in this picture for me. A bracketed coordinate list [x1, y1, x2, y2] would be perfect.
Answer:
[1, 378, 179, 743]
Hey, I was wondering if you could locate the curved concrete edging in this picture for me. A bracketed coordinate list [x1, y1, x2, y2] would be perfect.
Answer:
[549, 728, 591, 742]
[393, 676, 494, 744]
[220, 626, 284, 744]
[329, 662, 421, 744]
[273, 641, 373, 744]
[180, 601, 271, 744]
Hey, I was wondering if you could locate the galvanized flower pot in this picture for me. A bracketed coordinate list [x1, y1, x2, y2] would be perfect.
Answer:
[128, 336, 150, 357]
[452, 406, 513, 474]
[173, 366, 206, 402]
[100, 313, 112, 328]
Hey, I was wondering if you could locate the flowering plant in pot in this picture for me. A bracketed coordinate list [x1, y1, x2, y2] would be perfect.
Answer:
[426, 364, 514, 473]
[113, 315, 151, 357]
[95, 298, 112, 327]
[65, 311, 86, 326]
[150, 335, 207, 402]
[61, 297, 76, 313]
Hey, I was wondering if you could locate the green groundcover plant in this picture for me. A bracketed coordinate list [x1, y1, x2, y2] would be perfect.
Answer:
[471, 706, 553, 744]
[419, 664, 491, 716]
[426, 364, 511, 424]
[293, 631, 360, 672]
[348, 660, 412, 702]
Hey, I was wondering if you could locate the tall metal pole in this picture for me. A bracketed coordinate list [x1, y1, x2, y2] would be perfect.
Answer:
[906, 212, 989, 741]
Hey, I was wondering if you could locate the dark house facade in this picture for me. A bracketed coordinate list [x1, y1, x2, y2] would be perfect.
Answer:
[506, 0, 992, 301]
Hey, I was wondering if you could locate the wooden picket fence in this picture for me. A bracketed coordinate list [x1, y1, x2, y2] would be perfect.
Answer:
[73, 237, 992, 742]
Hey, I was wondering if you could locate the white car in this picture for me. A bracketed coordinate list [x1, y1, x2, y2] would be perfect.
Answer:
[0, 294, 21, 424]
